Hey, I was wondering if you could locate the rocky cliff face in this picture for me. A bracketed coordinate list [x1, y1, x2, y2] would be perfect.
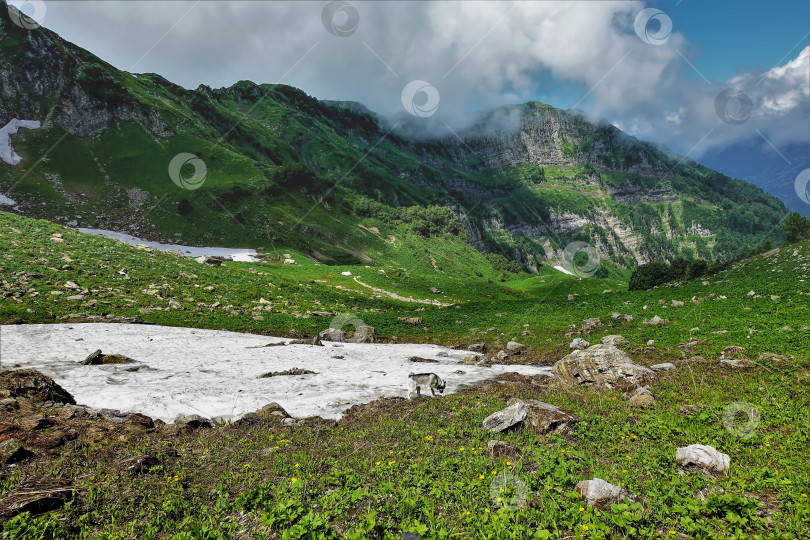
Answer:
[0, 12, 171, 138]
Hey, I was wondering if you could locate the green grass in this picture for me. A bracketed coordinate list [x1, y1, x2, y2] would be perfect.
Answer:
[2, 210, 810, 538]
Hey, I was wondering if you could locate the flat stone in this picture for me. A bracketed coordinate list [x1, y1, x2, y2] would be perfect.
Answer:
[650, 363, 676, 372]
[482, 402, 527, 433]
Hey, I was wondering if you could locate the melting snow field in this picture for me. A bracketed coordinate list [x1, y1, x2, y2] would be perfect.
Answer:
[0, 118, 41, 165]
[0, 323, 552, 422]
[0, 193, 17, 206]
[77, 228, 260, 262]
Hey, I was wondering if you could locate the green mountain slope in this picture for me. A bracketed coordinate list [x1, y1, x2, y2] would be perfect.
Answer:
[0, 2, 788, 273]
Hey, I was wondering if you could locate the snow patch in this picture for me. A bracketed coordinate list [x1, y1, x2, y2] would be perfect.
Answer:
[553, 265, 575, 276]
[0, 119, 41, 165]
[0, 193, 17, 206]
[77, 228, 260, 262]
[0, 323, 552, 422]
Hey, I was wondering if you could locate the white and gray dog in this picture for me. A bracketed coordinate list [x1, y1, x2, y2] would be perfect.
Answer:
[406, 372, 446, 399]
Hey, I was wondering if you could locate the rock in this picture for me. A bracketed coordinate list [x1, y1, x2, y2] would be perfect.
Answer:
[0, 398, 19, 412]
[507, 398, 581, 434]
[174, 414, 213, 430]
[569, 338, 589, 350]
[496, 350, 509, 361]
[610, 312, 622, 319]
[485, 440, 521, 459]
[622, 315, 635, 322]
[646, 340, 655, 346]
[0, 369, 75, 404]
[575, 478, 636, 508]
[581, 318, 601, 333]
[81, 350, 135, 365]
[553, 345, 656, 389]
[350, 325, 375, 344]
[341, 271, 352, 276]
[642, 315, 669, 325]
[195, 256, 222, 266]
[0, 439, 29, 465]
[409, 356, 439, 363]
[629, 393, 656, 408]
[678, 355, 708, 366]
[429, 287, 441, 294]
[624, 386, 653, 399]
[482, 402, 527, 432]
[671, 300, 685, 307]
[676, 444, 730, 476]
[117, 455, 159, 476]
[719, 346, 754, 368]
[650, 363, 676, 372]
[283, 259, 296, 265]
[259, 368, 316, 377]
[82, 349, 103, 364]
[679, 404, 702, 414]
[399, 317, 423, 325]
[468, 342, 486, 353]
[720, 358, 755, 368]
[506, 340, 526, 352]
[312, 335, 323, 346]
[257, 402, 290, 419]
[600, 335, 628, 347]
[460, 354, 488, 366]
[319, 328, 347, 342]
[168, 299, 183, 310]
[757, 353, 793, 366]
[747, 290, 756, 296]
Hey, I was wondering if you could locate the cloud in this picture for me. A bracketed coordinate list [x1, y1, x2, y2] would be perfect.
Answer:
[32, 2, 810, 155]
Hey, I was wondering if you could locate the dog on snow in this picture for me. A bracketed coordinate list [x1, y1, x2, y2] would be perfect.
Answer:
[406, 372, 446, 399]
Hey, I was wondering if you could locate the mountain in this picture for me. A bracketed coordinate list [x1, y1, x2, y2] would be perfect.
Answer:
[698, 139, 810, 218]
[0, 2, 789, 273]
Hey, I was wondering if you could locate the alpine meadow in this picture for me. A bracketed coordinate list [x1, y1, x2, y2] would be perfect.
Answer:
[0, 2, 809, 539]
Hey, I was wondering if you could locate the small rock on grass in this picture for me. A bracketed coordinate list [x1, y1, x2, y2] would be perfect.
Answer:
[650, 363, 676, 372]
[600, 335, 628, 347]
[486, 440, 521, 459]
[575, 478, 637, 508]
[676, 444, 729, 477]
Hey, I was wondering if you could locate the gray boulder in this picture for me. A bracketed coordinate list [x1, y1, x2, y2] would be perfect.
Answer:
[482, 402, 527, 432]
[506, 398, 581, 434]
[506, 340, 526, 352]
[319, 328, 347, 342]
[600, 335, 628, 347]
[575, 478, 636, 508]
[349, 325, 375, 344]
[569, 338, 590, 350]
[650, 363, 676, 372]
[676, 444, 730, 477]
[553, 344, 655, 389]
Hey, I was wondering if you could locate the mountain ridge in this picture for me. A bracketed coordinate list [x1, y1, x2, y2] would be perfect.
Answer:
[0, 2, 789, 273]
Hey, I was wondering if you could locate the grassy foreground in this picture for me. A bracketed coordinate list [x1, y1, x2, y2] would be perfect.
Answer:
[1, 210, 809, 539]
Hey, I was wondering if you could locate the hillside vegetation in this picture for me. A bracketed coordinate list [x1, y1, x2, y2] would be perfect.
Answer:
[1, 211, 809, 539]
[0, 1, 789, 274]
